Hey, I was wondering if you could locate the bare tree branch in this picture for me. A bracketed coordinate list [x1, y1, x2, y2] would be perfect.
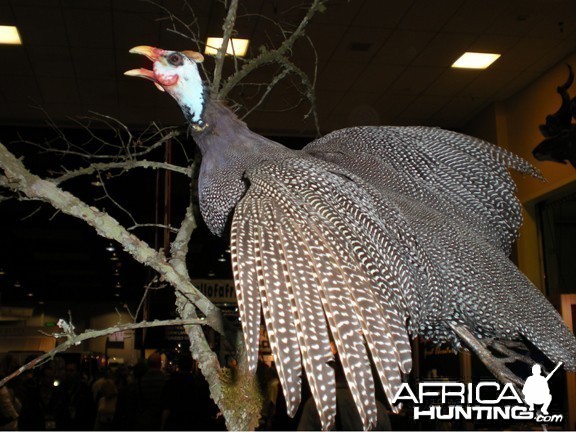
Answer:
[0, 142, 223, 334]
[0, 1, 328, 429]
[211, 0, 240, 97]
[219, 0, 326, 99]
[0, 317, 206, 388]
[53, 160, 192, 184]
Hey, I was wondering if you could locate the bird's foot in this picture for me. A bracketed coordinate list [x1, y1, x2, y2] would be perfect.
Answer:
[449, 324, 528, 388]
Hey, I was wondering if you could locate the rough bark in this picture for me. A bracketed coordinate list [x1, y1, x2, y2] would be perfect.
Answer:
[0, 142, 262, 430]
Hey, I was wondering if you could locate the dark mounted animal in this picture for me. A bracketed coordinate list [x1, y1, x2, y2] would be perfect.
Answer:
[533, 64, 576, 168]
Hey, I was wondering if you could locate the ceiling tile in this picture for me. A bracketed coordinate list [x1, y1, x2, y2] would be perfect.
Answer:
[317, 61, 363, 91]
[118, 79, 160, 108]
[83, 104, 121, 122]
[497, 37, 555, 72]
[60, 0, 111, 9]
[1, 76, 42, 102]
[376, 93, 417, 117]
[484, 1, 549, 37]
[412, 32, 476, 67]
[153, 100, 188, 124]
[463, 67, 517, 99]
[431, 94, 489, 127]
[371, 30, 435, 65]
[316, 91, 346, 124]
[528, 3, 576, 40]
[38, 77, 80, 105]
[301, 23, 346, 64]
[387, 66, 444, 96]
[335, 90, 383, 111]
[13, 6, 67, 46]
[64, 8, 114, 48]
[397, 94, 451, 122]
[352, 1, 413, 29]
[348, 63, 404, 94]
[116, 104, 158, 126]
[0, 2, 15, 21]
[41, 102, 86, 119]
[397, 0, 465, 31]
[333, 26, 392, 63]
[77, 78, 117, 106]
[72, 47, 116, 79]
[425, 68, 479, 97]
[247, 103, 317, 135]
[313, 0, 365, 26]
[467, 33, 520, 54]
[332, 92, 385, 127]
[113, 11, 161, 51]
[443, 0, 509, 33]
[10, 0, 59, 8]
[0, 47, 32, 77]
[29, 46, 74, 77]
[161, 0, 212, 17]
[0, 102, 45, 123]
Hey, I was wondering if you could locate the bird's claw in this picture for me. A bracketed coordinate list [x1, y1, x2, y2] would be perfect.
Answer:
[450, 324, 527, 388]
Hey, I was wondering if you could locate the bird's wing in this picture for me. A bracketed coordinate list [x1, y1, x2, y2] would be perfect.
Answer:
[231, 156, 415, 430]
[304, 125, 576, 371]
[305, 126, 542, 256]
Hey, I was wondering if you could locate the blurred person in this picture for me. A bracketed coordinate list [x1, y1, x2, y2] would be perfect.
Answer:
[114, 353, 167, 430]
[0, 355, 20, 431]
[297, 342, 392, 431]
[19, 361, 57, 430]
[93, 377, 118, 430]
[161, 353, 198, 430]
[52, 362, 94, 430]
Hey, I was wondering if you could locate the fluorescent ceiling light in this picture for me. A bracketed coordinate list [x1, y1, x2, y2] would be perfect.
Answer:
[452, 52, 500, 69]
[205, 37, 249, 57]
[0, 25, 22, 45]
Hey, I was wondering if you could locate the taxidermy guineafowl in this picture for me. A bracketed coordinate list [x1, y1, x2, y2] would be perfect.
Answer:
[126, 46, 576, 430]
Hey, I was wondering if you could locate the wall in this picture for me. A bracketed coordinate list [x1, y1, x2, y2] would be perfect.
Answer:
[464, 50, 576, 289]
[0, 302, 140, 366]
[88, 310, 139, 365]
[505, 51, 576, 204]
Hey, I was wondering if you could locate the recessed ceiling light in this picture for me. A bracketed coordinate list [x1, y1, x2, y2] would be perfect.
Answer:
[0, 26, 22, 45]
[205, 37, 249, 57]
[452, 52, 501, 69]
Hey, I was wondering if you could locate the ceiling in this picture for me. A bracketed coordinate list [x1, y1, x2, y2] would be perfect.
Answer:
[0, 0, 576, 308]
[0, 0, 575, 136]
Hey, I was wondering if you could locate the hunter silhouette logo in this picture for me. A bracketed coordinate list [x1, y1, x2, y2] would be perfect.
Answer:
[522, 362, 563, 419]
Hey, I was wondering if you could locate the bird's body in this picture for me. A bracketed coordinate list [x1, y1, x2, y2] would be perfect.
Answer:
[126, 47, 576, 430]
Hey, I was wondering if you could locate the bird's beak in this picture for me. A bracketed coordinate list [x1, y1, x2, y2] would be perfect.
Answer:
[128, 45, 161, 62]
[125, 46, 164, 91]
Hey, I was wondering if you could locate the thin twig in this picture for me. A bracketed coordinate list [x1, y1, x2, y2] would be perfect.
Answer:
[53, 160, 192, 184]
[212, 0, 239, 97]
[0, 318, 206, 387]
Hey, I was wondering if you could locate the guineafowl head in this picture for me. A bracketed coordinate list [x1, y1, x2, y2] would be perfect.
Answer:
[125, 46, 207, 129]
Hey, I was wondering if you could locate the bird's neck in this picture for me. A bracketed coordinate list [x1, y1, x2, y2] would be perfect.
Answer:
[189, 98, 291, 236]
[190, 99, 288, 160]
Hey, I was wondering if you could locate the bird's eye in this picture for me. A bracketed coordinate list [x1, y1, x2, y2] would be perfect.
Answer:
[168, 53, 183, 66]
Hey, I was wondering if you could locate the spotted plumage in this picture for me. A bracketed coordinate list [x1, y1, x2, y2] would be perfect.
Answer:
[127, 47, 576, 431]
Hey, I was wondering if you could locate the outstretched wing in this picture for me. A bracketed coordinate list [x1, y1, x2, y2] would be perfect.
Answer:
[305, 126, 542, 256]
[305, 125, 576, 370]
[231, 156, 415, 430]
[231, 128, 576, 430]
